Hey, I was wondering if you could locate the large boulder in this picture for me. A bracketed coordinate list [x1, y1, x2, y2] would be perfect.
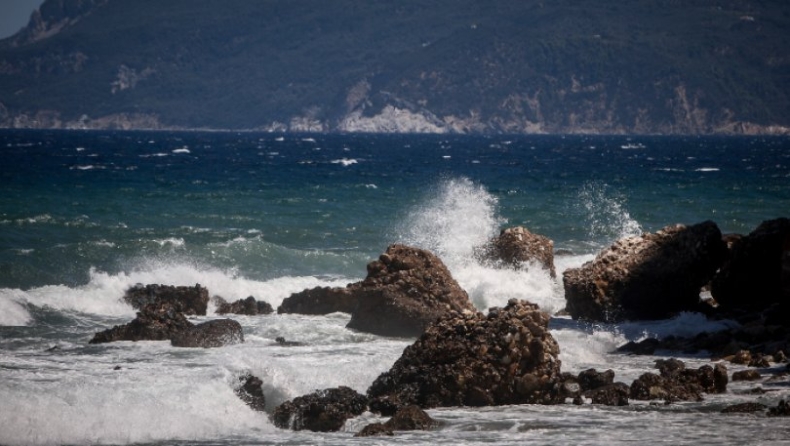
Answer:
[271, 386, 368, 432]
[563, 221, 727, 322]
[367, 299, 563, 412]
[123, 283, 209, 316]
[711, 218, 790, 318]
[89, 302, 193, 344]
[480, 226, 556, 277]
[170, 319, 244, 348]
[280, 244, 475, 337]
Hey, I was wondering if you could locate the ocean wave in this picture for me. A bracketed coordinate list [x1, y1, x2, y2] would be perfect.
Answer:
[330, 158, 358, 166]
[695, 167, 720, 172]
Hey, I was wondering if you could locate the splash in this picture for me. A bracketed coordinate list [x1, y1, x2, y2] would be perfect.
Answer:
[576, 181, 642, 244]
[394, 177, 563, 313]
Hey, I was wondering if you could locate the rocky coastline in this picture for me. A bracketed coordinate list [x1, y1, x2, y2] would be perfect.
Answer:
[87, 218, 790, 436]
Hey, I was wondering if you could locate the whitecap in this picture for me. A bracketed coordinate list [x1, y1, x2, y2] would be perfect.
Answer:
[331, 158, 358, 166]
[0, 294, 33, 326]
[695, 167, 720, 172]
[171, 147, 190, 154]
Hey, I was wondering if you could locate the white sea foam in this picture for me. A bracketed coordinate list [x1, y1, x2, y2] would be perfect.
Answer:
[695, 167, 720, 172]
[330, 158, 358, 166]
[0, 294, 33, 326]
[172, 147, 191, 154]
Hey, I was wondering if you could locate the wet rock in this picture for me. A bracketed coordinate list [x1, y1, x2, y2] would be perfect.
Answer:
[271, 386, 368, 432]
[629, 359, 727, 403]
[721, 402, 768, 413]
[235, 373, 266, 411]
[586, 383, 630, 406]
[563, 221, 726, 322]
[768, 399, 790, 417]
[355, 405, 437, 437]
[354, 423, 393, 437]
[280, 244, 475, 337]
[278, 286, 358, 315]
[711, 218, 790, 317]
[730, 350, 752, 365]
[732, 370, 762, 381]
[577, 368, 615, 391]
[123, 283, 209, 315]
[367, 299, 563, 411]
[89, 302, 193, 344]
[274, 337, 305, 347]
[479, 226, 556, 277]
[215, 295, 273, 315]
[170, 319, 244, 348]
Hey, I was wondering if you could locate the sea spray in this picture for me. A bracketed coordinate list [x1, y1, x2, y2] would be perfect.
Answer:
[576, 181, 643, 246]
[394, 177, 562, 312]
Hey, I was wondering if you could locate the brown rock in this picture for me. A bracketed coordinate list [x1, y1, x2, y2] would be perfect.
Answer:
[721, 402, 768, 413]
[215, 295, 273, 315]
[732, 370, 762, 381]
[278, 286, 358, 315]
[480, 226, 556, 277]
[367, 299, 563, 410]
[123, 283, 209, 315]
[235, 373, 266, 411]
[271, 386, 368, 432]
[563, 221, 726, 322]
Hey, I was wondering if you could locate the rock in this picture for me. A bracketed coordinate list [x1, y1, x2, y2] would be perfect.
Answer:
[768, 399, 790, 417]
[480, 226, 556, 277]
[274, 337, 305, 347]
[89, 302, 193, 344]
[278, 286, 358, 315]
[563, 221, 726, 322]
[215, 295, 273, 315]
[367, 299, 563, 411]
[354, 423, 393, 437]
[721, 402, 768, 413]
[355, 405, 437, 437]
[271, 386, 368, 432]
[280, 244, 475, 337]
[577, 368, 615, 391]
[235, 373, 266, 411]
[711, 218, 790, 317]
[346, 244, 476, 337]
[732, 370, 762, 381]
[730, 350, 753, 365]
[170, 319, 244, 348]
[123, 283, 209, 315]
[586, 383, 630, 406]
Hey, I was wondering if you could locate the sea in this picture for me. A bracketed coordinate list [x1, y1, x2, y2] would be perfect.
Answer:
[1, 129, 789, 445]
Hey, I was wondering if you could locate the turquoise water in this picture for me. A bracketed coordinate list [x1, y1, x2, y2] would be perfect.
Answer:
[1, 130, 789, 445]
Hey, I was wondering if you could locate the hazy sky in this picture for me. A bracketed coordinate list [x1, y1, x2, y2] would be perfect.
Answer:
[0, 0, 43, 39]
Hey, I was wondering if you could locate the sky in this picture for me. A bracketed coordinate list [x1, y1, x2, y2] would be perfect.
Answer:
[0, 0, 43, 39]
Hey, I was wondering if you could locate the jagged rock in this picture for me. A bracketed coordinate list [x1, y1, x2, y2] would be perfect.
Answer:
[722, 402, 768, 413]
[170, 319, 244, 348]
[629, 359, 727, 403]
[480, 226, 556, 277]
[89, 302, 193, 344]
[280, 244, 475, 337]
[278, 286, 357, 315]
[577, 368, 615, 391]
[730, 350, 753, 365]
[235, 373, 266, 411]
[271, 386, 368, 432]
[711, 218, 790, 318]
[563, 221, 727, 322]
[732, 370, 762, 381]
[123, 283, 209, 315]
[215, 295, 273, 315]
[355, 405, 437, 437]
[367, 299, 563, 411]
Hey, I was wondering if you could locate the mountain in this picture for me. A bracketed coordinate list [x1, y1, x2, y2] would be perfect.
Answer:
[0, 0, 788, 134]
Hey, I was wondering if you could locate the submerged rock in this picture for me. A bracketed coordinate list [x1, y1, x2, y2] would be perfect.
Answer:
[367, 299, 563, 411]
[235, 373, 266, 411]
[271, 386, 368, 432]
[280, 244, 475, 337]
[170, 319, 244, 348]
[355, 405, 437, 437]
[479, 226, 556, 277]
[563, 221, 726, 322]
[89, 302, 193, 344]
[123, 283, 209, 315]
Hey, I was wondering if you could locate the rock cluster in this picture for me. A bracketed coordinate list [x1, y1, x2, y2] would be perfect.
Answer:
[563, 221, 726, 322]
[355, 405, 437, 437]
[479, 226, 556, 277]
[89, 302, 193, 344]
[279, 244, 475, 337]
[366, 299, 563, 412]
[559, 368, 629, 406]
[170, 319, 244, 348]
[629, 359, 728, 403]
